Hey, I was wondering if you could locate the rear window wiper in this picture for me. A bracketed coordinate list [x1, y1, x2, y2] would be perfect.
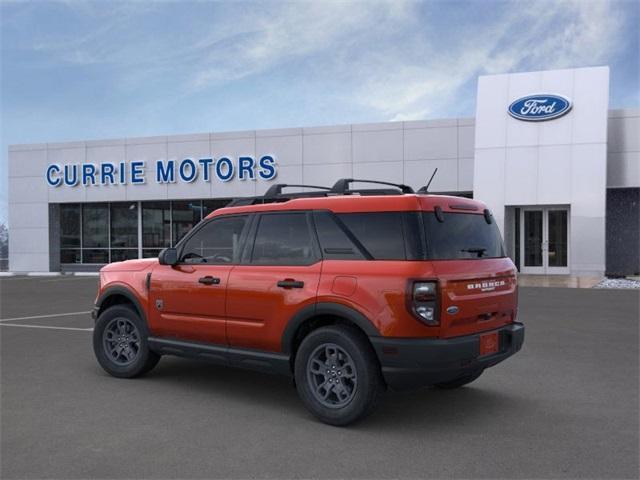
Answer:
[460, 247, 487, 258]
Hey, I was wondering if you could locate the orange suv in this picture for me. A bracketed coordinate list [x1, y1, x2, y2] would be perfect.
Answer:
[92, 179, 524, 425]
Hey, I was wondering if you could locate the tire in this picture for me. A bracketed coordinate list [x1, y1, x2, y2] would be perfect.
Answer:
[294, 325, 383, 426]
[93, 304, 160, 378]
[435, 369, 484, 389]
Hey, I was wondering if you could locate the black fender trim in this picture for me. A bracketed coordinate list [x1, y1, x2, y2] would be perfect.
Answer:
[95, 286, 147, 325]
[281, 302, 380, 354]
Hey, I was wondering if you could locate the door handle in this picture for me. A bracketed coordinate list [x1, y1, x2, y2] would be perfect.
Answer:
[198, 276, 221, 285]
[277, 279, 305, 289]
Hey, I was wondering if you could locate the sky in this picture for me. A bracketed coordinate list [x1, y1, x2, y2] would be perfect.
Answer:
[1, 0, 638, 226]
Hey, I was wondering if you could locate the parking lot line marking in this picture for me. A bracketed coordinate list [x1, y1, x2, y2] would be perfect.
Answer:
[0, 311, 91, 323]
[0, 323, 93, 331]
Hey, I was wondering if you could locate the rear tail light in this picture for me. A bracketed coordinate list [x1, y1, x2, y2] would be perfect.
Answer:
[411, 281, 439, 326]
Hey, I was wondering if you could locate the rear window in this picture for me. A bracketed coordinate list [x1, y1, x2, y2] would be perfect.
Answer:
[423, 212, 505, 260]
[251, 213, 316, 265]
[337, 213, 405, 260]
[335, 212, 422, 260]
[313, 212, 365, 260]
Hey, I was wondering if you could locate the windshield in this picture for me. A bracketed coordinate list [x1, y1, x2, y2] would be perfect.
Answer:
[422, 212, 505, 260]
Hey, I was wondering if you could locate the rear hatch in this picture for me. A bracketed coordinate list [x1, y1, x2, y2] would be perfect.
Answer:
[422, 211, 517, 338]
[432, 259, 517, 338]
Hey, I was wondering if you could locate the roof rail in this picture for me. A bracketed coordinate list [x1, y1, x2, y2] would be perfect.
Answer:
[224, 177, 416, 207]
[331, 178, 414, 194]
[263, 183, 331, 198]
[226, 184, 332, 207]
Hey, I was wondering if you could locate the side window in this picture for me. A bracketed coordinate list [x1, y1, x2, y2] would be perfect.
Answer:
[251, 213, 316, 265]
[337, 212, 406, 260]
[313, 211, 365, 260]
[180, 215, 248, 264]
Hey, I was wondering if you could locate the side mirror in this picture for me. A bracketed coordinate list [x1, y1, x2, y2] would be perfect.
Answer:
[158, 247, 178, 266]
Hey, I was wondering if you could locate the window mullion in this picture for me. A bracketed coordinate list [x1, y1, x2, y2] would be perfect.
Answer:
[137, 201, 142, 259]
[80, 204, 83, 264]
[169, 201, 173, 247]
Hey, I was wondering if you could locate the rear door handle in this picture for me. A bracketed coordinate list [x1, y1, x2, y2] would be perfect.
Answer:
[198, 276, 221, 285]
[277, 279, 304, 289]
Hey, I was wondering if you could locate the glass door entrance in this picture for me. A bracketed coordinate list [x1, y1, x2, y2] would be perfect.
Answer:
[519, 207, 569, 274]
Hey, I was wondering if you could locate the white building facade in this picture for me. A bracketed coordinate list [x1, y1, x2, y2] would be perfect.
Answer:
[7, 66, 640, 275]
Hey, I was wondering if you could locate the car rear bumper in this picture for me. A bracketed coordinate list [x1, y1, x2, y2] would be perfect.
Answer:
[370, 322, 524, 391]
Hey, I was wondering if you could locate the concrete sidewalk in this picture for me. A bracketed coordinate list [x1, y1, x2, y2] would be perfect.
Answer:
[517, 274, 603, 288]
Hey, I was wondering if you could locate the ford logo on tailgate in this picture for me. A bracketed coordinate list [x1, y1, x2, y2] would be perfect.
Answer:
[508, 94, 572, 121]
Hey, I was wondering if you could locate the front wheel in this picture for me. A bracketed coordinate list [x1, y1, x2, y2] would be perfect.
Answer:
[93, 305, 160, 378]
[294, 325, 383, 426]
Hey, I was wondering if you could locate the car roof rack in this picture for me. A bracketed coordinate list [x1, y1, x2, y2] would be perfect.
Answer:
[332, 178, 414, 194]
[226, 184, 334, 207]
[225, 178, 416, 207]
[263, 183, 332, 198]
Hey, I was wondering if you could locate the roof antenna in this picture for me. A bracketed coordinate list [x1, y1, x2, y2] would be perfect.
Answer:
[418, 168, 438, 193]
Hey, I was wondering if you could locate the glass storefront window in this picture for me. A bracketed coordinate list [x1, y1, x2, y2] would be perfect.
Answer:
[172, 201, 202, 245]
[111, 249, 139, 262]
[60, 249, 81, 264]
[60, 204, 81, 248]
[142, 201, 170, 255]
[82, 249, 109, 264]
[82, 204, 109, 248]
[111, 203, 138, 249]
[203, 199, 231, 218]
[142, 249, 162, 258]
[60, 204, 81, 264]
[59, 198, 233, 264]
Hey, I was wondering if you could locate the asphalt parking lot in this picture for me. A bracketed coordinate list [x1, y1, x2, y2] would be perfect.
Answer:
[1, 276, 638, 479]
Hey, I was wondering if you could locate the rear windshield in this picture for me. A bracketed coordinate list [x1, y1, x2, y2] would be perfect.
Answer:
[423, 212, 505, 260]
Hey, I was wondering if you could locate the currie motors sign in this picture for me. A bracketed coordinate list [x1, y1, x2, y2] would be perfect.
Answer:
[508, 94, 572, 121]
[45, 155, 277, 187]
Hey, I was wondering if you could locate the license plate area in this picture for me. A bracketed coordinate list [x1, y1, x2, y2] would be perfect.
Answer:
[479, 331, 499, 356]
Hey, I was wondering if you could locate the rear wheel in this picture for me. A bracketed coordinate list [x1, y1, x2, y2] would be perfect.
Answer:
[294, 325, 383, 426]
[435, 369, 484, 389]
[93, 305, 160, 378]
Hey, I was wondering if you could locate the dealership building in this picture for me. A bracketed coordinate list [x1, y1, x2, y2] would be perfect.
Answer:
[7, 66, 639, 276]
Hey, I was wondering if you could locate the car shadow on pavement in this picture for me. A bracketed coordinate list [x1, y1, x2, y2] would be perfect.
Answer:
[368, 387, 522, 430]
[132, 356, 525, 431]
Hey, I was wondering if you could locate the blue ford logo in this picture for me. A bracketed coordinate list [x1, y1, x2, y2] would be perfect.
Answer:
[508, 94, 572, 121]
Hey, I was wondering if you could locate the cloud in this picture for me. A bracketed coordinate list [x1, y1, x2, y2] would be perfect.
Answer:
[12, 0, 417, 106]
[188, 1, 414, 90]
[482, 0, 624, 72]
[26, 2, 160, 65]
[349, 0, 627, 121]
[2, 0, 632, 121]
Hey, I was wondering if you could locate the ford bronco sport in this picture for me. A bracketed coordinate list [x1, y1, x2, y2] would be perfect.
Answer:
[92, 179, 524, 426]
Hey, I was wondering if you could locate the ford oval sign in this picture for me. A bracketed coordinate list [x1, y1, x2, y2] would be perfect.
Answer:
[508, 94, 572, 121]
